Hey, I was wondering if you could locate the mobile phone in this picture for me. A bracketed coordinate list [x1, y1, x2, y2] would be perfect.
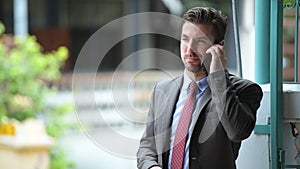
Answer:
[201, 54, 212, 75]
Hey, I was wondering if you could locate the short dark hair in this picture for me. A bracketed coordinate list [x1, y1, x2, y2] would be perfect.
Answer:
[182, 7, 228, 44]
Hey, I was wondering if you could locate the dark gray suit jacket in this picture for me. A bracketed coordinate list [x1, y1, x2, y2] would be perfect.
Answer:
[137, 70, 263, 169]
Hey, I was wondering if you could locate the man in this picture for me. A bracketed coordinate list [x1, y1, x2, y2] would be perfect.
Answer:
[137, 7, 263, 169]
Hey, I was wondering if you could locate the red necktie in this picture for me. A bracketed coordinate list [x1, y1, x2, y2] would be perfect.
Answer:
[171, 82, 198, 169]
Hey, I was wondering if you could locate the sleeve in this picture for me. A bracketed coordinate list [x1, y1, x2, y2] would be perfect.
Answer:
[137, 85, 161, 169]
[207, 70, 263, 142]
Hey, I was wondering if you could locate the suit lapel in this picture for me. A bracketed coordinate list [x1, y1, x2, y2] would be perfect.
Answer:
[159, 76, 211, 164]
[160, 76, 182, 155]
[161, 76, 183, 131]
[160, 76, 212, 146]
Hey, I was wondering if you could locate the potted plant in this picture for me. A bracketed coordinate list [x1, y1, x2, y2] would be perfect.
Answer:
[0, 21, 75, 169]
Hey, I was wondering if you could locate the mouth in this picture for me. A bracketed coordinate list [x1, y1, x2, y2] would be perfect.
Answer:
[186, 57, 199, 63]
[185, 53, 201, 63]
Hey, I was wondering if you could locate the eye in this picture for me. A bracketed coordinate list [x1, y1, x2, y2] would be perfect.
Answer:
[181, 37, 189, 42]
[196, 39, 210, 45]
[181, 34, 189, 42]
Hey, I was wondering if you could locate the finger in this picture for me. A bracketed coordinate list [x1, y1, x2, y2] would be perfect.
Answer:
[214, 46, 223, 57]
[206, 44, 224, 55]
[213, 46, 226, 65]
[208, 46, 226, 69]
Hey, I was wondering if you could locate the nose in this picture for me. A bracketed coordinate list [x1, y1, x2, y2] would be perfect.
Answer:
[186, 45, 194, 53]
[186, 40, 195, 53]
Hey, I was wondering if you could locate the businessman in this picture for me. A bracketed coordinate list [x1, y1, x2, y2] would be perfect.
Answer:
[137, 7, 263, 169]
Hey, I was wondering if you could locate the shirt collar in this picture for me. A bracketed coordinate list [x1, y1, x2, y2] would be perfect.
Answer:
[182, 69, 209, 94]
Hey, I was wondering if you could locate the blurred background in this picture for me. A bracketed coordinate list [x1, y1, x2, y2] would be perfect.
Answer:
[0, 0, 299, 169]
[0, 0, 238, 73]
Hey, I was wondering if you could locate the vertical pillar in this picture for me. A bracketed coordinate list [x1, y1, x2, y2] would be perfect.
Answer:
[294, 0, 299, 82]
[270, 0, 284, 168]
[122, 0, 153, 70]
[255, 0, 270, 84]
[232, 0, 242, 78]
[122, 0, 140, 70]
[46, 0, 59, 27]
[13, 0, 28, 37]
[136, 0, 154, 70]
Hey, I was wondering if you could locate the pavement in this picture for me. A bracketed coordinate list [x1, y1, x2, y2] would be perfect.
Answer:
[60, 125, 145, 169]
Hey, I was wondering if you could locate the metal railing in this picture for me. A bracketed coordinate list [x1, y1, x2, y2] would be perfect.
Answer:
[283, 1, 300, 168]
[255, 0, 300, 168]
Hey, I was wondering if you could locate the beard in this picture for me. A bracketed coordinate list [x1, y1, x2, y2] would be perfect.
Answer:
[182, 52, 207, 74]
[185, 63, 203, 73]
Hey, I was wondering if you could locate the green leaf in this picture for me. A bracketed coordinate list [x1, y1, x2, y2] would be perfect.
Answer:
[0, 22, 5, 35]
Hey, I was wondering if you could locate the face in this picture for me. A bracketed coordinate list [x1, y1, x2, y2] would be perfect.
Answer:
[180, 21, 215, 73]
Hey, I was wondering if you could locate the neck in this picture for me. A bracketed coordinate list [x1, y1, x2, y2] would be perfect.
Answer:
[186, 70, 207, 81]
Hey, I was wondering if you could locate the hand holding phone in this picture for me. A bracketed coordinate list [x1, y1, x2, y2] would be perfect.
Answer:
[201, 54, 212, 75]
[203, 41, 225, 75]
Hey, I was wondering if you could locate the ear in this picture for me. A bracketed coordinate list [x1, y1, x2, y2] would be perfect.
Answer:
[219, 40, 225, 46]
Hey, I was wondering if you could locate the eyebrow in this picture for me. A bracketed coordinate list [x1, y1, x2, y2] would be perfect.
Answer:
[181, 34, 209, 41]
[181, 34, 189, 38]
[196, 37, 210, 41]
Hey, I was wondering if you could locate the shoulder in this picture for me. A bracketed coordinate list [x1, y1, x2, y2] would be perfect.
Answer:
[228, 72, 256, 86]
[227, 72, 262, 95]
[155, 75, 183, 90]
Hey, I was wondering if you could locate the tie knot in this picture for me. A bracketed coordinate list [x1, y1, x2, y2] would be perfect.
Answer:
[189, 82, 198, 94]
